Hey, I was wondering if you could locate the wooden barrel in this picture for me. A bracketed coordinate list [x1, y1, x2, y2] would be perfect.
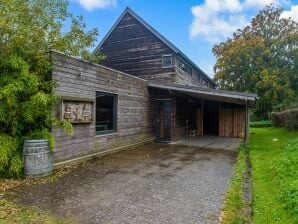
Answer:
[23, 140, 53, 178]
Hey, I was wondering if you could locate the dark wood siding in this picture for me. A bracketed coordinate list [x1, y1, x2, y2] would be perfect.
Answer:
[100, 12, 176, 80]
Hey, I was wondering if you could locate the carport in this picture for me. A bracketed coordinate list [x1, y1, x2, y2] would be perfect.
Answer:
[148, 81, 257, 143]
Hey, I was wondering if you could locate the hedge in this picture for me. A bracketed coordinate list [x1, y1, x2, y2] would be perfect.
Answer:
[272, 109, 298, 130]
[250, 120, 272, 128]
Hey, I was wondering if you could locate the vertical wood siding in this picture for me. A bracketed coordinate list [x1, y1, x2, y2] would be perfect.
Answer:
[219, 108, 245, 138]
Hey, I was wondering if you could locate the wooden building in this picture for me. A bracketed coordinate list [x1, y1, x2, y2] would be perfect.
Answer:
[51, 8, 257, 164]
[95, 8, 215, 88]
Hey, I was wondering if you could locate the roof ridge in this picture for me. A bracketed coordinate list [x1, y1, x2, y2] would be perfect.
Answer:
[94, 7, 215, 85]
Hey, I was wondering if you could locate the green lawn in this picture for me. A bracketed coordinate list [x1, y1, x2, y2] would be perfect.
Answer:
[250, 127, 298, 224]
[219, 144, 250, 224]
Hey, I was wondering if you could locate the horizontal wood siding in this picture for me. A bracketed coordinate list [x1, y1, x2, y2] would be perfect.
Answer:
[100, 12, 176, 79]
[51, 51, 154, 162]
[174, 59, 214, 88]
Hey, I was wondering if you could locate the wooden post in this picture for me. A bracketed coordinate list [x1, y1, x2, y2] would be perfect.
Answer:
[245, 100, 249, 143]
[202, 99, 204, 136]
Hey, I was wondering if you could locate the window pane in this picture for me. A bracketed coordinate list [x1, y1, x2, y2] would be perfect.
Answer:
[177, 59, 192, 75]
[96, 92, 117, 134]
[162, 55, 172, 67]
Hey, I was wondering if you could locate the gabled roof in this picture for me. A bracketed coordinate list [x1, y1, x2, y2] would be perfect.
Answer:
[94, 7, 215, 85]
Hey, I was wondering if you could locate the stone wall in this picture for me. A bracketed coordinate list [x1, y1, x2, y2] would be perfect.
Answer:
[51, 50, 154, 162]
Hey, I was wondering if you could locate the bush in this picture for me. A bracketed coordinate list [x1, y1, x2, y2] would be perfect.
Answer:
[271, 111, 286, 127]
[0, 135, 23, 177]
[271, 139, 298, 215]
[250, 120, 272, 127]
[285, 109, 298, 130]
[272, 109, 298, 130]
[0, 0, 98, 177]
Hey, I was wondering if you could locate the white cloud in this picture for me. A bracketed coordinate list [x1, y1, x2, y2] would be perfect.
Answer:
[281, 5, 298, 22]
[244, 0, 283, 8]
[190, 0, 247, 42]
[74, 0, 116, 11]
[189, 0, 292, 43]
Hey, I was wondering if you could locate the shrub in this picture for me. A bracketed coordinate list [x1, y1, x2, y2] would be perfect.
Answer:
[285, 109, 298, 131]
[0, 0, 100, 177]
[271, 111, 286, 127]
[271, 139, 298, 215]
[250, 120, 272, 127]
[0, 135, 23, 177]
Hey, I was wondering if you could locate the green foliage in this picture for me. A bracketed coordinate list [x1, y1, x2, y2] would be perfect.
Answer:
[250, 127, 298, 223]
[271, 139, 298, 214]
[220, 144, 250, 224]
[250, 120, 272, 128]
[0, 135, 23, 177]
[213, 5, 298, 119]
[0, 0, 100, 177]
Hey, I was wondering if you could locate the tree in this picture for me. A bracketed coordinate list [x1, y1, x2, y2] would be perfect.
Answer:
[213, 5, 298, 119]
[0, 0, 103, 177]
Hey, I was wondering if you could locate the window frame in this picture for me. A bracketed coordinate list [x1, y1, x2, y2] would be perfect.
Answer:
[176, 58, 192, 76]
[95, 91, 118, 136]
[161, 54, 173, 68]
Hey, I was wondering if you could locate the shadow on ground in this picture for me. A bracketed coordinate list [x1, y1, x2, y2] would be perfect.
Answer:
[5, 143, 238, 224]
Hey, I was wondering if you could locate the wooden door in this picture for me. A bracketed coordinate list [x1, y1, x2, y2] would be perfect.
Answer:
[196, 108, 203, 136]
[156, 101, 172, 142]
[219, 109, 245, 138]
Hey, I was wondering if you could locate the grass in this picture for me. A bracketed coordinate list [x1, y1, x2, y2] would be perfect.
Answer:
[250, 127, 298, 224]
[219, 144, 250, 224]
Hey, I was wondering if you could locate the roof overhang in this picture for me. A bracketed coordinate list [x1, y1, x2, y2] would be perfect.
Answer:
[148, 82, 257, 107]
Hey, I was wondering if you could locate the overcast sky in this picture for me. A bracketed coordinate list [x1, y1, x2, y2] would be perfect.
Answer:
[68, 0, 298, 78]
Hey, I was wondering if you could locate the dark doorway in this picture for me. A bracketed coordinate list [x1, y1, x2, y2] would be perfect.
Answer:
[203, 100, 219, 136]
[155, 100, 172, 142]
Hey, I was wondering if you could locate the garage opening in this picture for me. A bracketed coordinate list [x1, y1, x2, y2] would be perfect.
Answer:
[203, 100, 219, 136]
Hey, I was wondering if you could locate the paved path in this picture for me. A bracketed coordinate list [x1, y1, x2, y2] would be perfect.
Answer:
[173, 136, 242, 151]
[6, 143, 238, 224]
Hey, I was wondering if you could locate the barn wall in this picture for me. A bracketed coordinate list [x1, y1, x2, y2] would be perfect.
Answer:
[100, 12, 176, 80]
[99, 12, 214, 89]
[51, 51, 154, 162]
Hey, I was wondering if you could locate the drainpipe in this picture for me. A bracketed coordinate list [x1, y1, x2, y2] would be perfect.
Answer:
[186, 99, 189, 140]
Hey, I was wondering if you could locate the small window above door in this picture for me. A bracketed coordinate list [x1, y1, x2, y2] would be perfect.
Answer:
[162, 55, 173, 68]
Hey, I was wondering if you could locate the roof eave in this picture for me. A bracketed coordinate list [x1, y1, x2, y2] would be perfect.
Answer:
[148, 83, 257, 104]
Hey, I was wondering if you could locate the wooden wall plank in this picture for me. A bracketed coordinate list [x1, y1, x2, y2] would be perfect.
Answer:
[219, 108, 245, 138]
[51, 51, 154, 163]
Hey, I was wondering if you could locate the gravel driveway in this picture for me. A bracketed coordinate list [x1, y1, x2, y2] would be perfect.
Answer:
[6, 143, 238, 224]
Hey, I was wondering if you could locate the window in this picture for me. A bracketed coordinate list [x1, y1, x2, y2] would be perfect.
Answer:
[162, 55, 173, 68]
[96, 91, 117, 135]
[177, 59, 192, 75]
